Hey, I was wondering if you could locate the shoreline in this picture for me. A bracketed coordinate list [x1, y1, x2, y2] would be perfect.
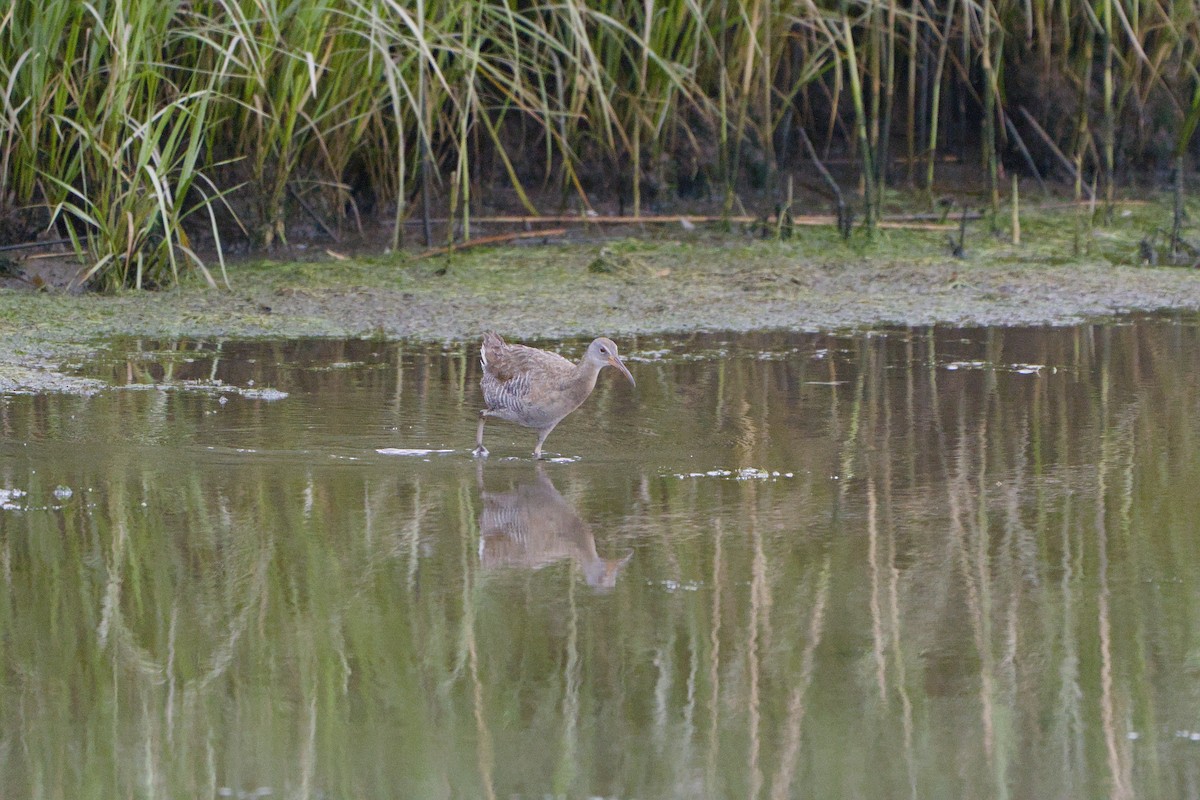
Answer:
[2, 215, 1199, 392]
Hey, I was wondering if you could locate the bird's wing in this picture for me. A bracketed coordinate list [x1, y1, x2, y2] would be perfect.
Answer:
[481, 340, 574, 415]
[487, 343, 572, 382]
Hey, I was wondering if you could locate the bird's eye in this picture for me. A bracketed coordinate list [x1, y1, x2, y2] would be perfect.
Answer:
[599, 346, 608, 354]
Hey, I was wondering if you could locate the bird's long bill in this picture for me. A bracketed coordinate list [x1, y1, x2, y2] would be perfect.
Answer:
[608, 355, 636, 387]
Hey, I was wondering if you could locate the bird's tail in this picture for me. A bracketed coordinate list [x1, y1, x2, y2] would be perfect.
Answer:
[480, 331, 505, 367]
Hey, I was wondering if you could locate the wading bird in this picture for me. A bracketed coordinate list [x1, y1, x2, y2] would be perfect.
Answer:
[473, 332, 635, 458]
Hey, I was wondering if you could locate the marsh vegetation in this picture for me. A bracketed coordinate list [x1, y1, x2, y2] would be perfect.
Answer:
[2, 0, 1199, 289]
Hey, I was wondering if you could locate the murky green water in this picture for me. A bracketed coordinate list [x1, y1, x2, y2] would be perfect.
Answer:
[3, 320, 1200, 798]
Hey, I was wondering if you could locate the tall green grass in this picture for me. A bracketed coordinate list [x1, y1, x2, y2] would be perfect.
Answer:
[1, 0, 1198, 289]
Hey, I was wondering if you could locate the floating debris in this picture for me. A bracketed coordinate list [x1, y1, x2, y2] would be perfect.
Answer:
[116, 379, 289, 400]
[627, 348, 672, 362]
[0, 488, 26, 510]
[241, 387, 288, 401]
[674, 468, 795, 481]
[654, 579, 704, 592]
[627, 348, 730, 364]
[376, 448, 454, 456]
[216, 787, 274, 799]
[753, 348, 802, 361]
[945, 360, 1047, 374]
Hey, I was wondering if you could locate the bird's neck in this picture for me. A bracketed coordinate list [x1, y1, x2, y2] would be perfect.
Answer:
[571, 359, 603, 396]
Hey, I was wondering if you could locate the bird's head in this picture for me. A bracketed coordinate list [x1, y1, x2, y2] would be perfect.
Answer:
[586, 337, 636, 386]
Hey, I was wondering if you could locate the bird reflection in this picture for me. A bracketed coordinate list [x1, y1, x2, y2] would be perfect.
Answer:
[478, 467, 632, 589]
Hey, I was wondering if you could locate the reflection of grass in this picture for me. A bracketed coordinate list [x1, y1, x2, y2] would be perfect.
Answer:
[4, 322, 1200, 796]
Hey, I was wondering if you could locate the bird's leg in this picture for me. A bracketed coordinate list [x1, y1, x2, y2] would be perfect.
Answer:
[532, 425, 555, 460]
[473, 410, 489, 458]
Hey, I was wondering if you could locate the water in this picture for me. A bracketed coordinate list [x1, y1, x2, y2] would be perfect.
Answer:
[3, 320, 1200, 799]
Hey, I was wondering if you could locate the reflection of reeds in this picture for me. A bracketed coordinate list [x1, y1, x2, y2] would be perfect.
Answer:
[706, 516, 724, 796]
[769, 554, 830, 800]
[6, 325, 1200, 795]
[747, 487, 764, 800]
[456, 480, 497, 799]
[1096, 359, 1135, 800]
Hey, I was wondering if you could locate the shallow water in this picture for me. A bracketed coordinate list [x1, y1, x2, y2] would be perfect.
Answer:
[3, 319, 1200, 798]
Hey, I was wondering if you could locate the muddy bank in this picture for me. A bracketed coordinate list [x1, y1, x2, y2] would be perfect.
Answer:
[2, 210, 1199, 392]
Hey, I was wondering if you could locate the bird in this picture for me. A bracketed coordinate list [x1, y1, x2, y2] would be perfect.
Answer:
[473, 331, 636, 459]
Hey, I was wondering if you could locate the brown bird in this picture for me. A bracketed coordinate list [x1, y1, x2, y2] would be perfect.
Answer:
[474, 332, 636, 458]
